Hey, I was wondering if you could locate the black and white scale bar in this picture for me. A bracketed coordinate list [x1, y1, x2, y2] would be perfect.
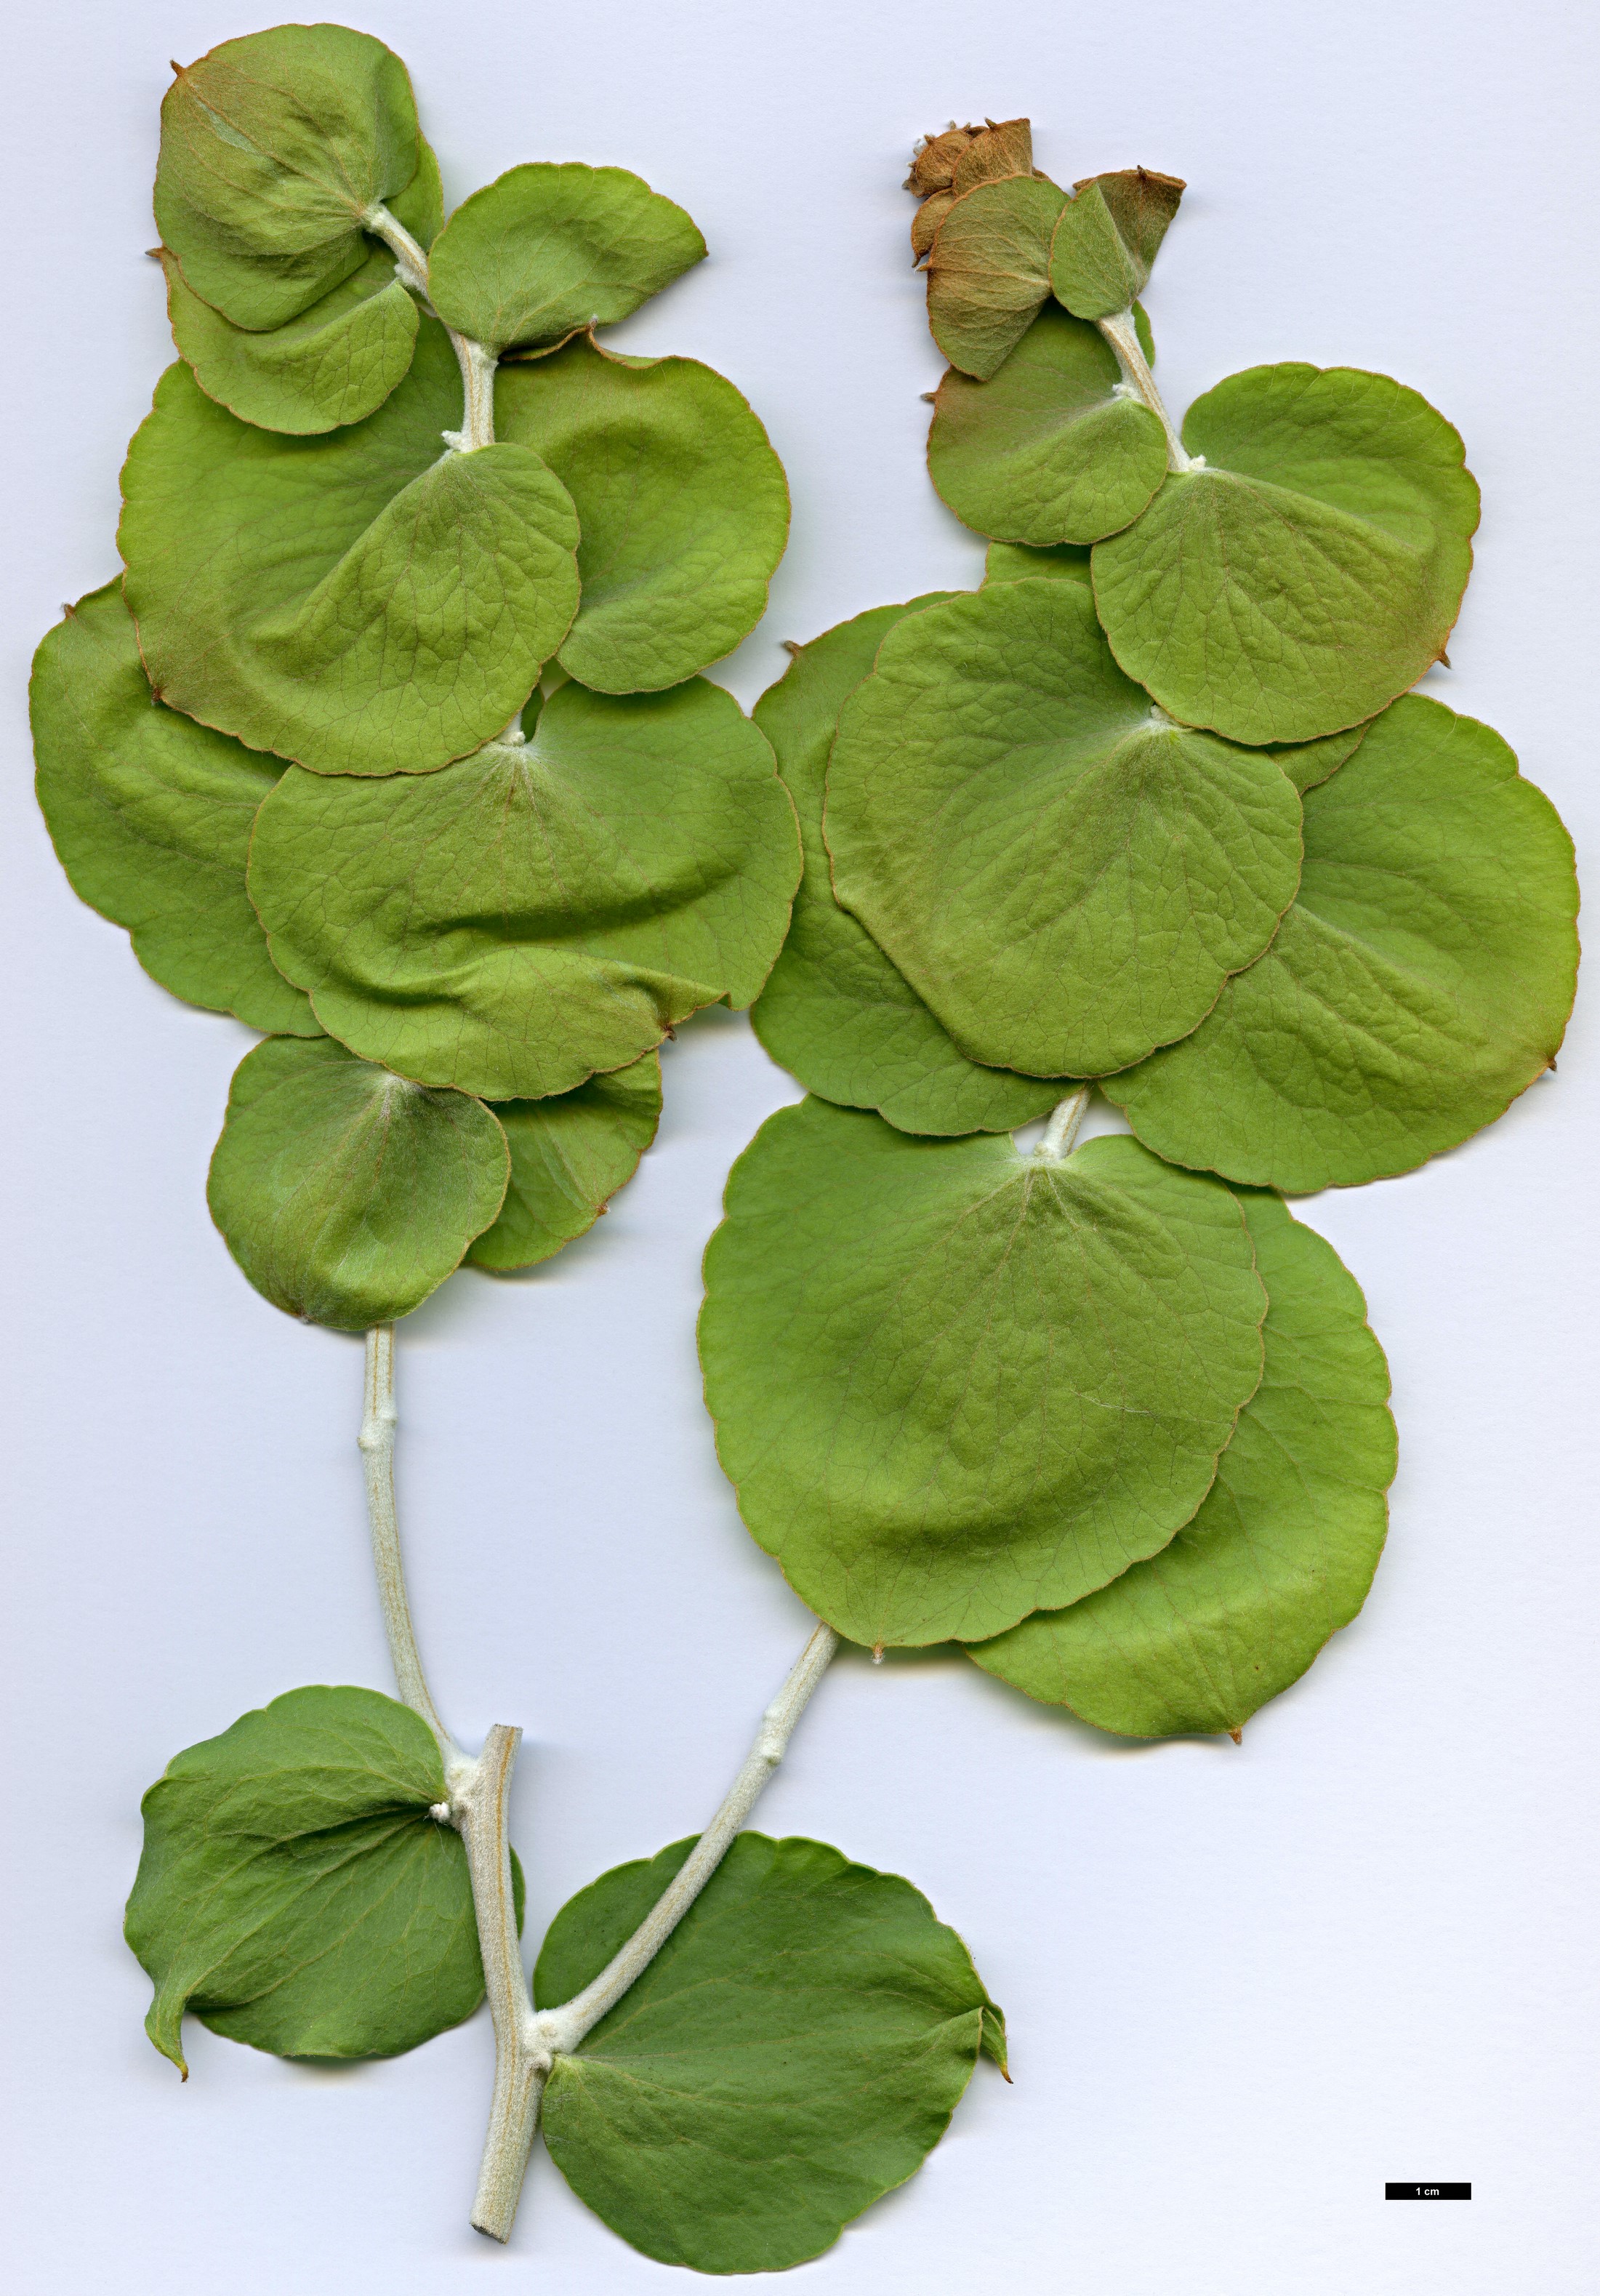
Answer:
[1385, 2183, 1471, 2200]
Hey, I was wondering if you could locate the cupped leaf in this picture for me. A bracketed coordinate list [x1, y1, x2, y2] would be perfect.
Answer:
[31, 583, 315, 1035]
[826, 582, 1304, 1078]
[1048, 166, 1185, 321]
[951, 119, 1036, 191]
[163, 246, 419, 434]
[470, 1053, 662, 1271]
[120, 322, 581, 775]
[125, 1686, 518, 2074]
[249, 680, 801, 1100]
[154, 25, 420, 332]
[1106, 695, 1579, 1189]
[427, 163, 704, 352]
[207, 1037, 509, 1328]
[926, 175, 1068, 379]
[536, 1833, 1002, 2273]
[971, 1191, 1394, 1735]
[497, 336, 789, 692]
[1093, 364, 1479, 743]
[984, 537, 1092, 587]
[700, 1101, 1267, 1647]
[928, 300, 1167, 544]
[906, 125, 986, 196]
[751, 601, 1062, 1136]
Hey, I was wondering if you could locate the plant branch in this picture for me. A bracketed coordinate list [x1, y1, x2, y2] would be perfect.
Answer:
[460, 1726, 543, 2241]
[1098, 308, 1195, 473]
[358, 1325, 461, 1765]
[364, 202, 497, 450]
[1037, 1085, 1092, 1161]
[468, 1618, 841, 2243]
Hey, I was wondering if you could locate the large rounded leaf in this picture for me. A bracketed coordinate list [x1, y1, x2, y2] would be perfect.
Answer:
[248, 681, 801, 1101]
[984, 537, 1092, 587]
[497, 337, 789, 692]
[970, 1192, 1395, 1735]
[1107, 697, 1579, 1189]
[31, 583, 314, 1035]
[427, 163, 704, 352]
[470, 1053, 662, 1271]
[206, 1037, 509, 1329]
[1093, 364, 1479, 743]
[120, 322, 581, 776]
[162, 246, 419, 435]
[928, 302, 1167, 545]
[750, 600, 1061, 1136]
[699, 1100, 1267, 1647]
[154, 25, 420, 332]
[926, 175, 1067, 379]
[536, 1833, 1002, 2274]
[126, 1687, 499, 2074]
[826, 582, 1305, 1078]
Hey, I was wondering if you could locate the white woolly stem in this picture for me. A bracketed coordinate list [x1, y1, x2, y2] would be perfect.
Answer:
[358, 1326, 460, 1764]
[468, 1620, 840, 2242]
[1098, 308, 1195, 473]
[1037, 1087, 1092, 1162]
[365, 202, 497, 449]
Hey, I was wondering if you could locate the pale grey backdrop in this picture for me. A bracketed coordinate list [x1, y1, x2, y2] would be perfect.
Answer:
[3, 2, 1596, 2290]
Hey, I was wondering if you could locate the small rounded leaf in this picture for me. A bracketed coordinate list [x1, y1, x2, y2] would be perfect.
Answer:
[825, 582, 1305, 1078]
[154, 25, 421, 331]
[928, 302, 1168, 544]
[206, 1037, 510, 1328]
[1048, 167, 1185, 321]
[162, 246, 420, 435]
[120, 324, 581, 775]
[971, 1192, 1396, 1735]
[497, 337, 789, 693]
[470, 1053, 662, 1271]
[427, 162, 705, 351]
[536, 1833, 1002, 2274]
[926, 175, 1068, 380]
[248, 681, 801, 1101]
[125, 1687, 507, 2072]
[31, 583, 315, 1035]
[700, 1101, 1267, 1648]
[1093, 364, 1480, 743]
[1106, 695, 1580, 1189]
[750, 601, 1062, 1136]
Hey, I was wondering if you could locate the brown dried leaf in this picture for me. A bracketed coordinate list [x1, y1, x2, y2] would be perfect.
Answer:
[951, 118, 1034, 193]
[904, 125, 981, 196]
[911, 190, 958, 263]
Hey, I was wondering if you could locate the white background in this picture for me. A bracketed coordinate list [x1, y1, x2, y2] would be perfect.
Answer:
[3, 2, 1596, 2290]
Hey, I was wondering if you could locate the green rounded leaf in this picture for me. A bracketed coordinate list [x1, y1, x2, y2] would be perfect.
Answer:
[1047, 167, 1185, 321]
[155, 25, 420, 332]
[1107, 696, 1580, 1189]
[249, 681, 801, 1100]
[427, 162, 705, 352]
[1093, 364, 1479, 744]
[926, 174, 1068, 380]
[984, 537, 1092, 587]
[750, 601, 1061, 1136]
[125, 1686, 504, 2073]
[536, 1833, 1001, 2274]
[388, 133, 444, 249]
[206, 1037, 509, 1329]
[31, 583, 315, 1035]
[970, 1192, 1395, 1735]
[470, 1053, 662, 1271]
[700, 1101, 1267, 1647]
[826, 582, 1304, 1078]
[120, 324, 581, 775]
[163, 246, 420, 435]
[497, 336, 789, 692]
[928, 301, 1167, 545]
